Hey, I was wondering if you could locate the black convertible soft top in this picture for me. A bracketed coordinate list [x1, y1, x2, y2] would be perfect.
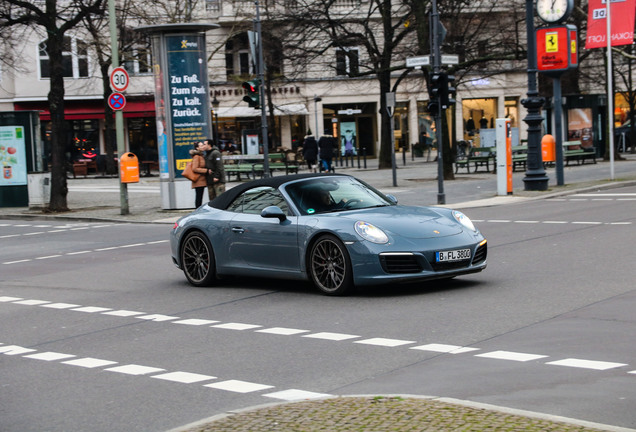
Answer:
[208, 173, 350, 210]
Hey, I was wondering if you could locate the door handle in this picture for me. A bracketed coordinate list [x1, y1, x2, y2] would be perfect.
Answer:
[231, 227, 245, 234]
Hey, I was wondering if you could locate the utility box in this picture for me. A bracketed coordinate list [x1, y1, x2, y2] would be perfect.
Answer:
[27, 172, 51, 209]
[120, 152, 139, 183]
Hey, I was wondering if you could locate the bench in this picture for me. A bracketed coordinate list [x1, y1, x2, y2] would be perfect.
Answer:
[563, 140, 596, 166]
[223, 152, 300, 181]
[263, 152, 299, 175]
[223, 154, 265, 181]
[455, 146, 496, 173]
[511, 145, 528, 172]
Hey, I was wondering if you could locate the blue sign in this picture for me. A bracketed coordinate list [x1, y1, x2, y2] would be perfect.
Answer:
[165, 34, 212, 177]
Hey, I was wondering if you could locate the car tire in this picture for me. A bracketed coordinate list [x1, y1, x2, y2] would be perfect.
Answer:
[181, 231, 216, 287]
[308, 234, 354, 296]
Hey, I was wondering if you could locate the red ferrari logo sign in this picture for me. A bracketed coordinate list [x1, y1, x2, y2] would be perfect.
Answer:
[536, 25, 578, 77]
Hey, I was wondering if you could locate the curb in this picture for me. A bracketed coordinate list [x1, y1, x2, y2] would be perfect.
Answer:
[165, 394, 636, 432]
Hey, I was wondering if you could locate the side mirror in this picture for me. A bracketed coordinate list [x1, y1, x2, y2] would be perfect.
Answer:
[385, 194, 398, 204]
[261, 205, 287, 222]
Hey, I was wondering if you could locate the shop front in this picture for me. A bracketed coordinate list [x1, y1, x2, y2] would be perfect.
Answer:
[15, 99, 157, 172]
[321, 103, 377, 157]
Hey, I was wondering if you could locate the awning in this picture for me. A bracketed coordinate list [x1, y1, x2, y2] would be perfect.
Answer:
[14, 100, 156, 120]
[216, 103, 308, 118]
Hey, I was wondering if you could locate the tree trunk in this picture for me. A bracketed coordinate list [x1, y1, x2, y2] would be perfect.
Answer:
[47, 32, 69, 212]
[100, 62, 117, 174]
[378, 72, 392, 169]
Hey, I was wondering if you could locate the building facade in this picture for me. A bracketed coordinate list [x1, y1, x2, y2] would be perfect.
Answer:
[0, 0, 629, 169]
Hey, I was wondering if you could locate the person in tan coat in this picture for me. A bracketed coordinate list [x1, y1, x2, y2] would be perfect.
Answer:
[190, 143, 211, 207]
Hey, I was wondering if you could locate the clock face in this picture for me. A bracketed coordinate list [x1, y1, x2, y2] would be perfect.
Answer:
[536, 0, 572, 23]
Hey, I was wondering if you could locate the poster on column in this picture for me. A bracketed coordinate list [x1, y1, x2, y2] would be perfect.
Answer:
[166, 34, 212, 179]
[0, 126, 27, 186]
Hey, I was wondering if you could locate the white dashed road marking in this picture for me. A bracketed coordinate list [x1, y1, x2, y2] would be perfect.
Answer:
[2, 296, 634, 382]
[354, 338, 415, 347]
[475, 350, 548, 362]
[152, 372, 216, 384]
[546, 358, 628, 370]
[263, 389, 331, 401]
[256, 327, 310, 336]
[205, 380, 274, 394]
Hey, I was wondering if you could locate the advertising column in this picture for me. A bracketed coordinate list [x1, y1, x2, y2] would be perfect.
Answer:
[139, 24, 217, 209]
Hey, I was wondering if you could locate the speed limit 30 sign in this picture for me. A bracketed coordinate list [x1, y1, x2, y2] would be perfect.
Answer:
[110, 67, 129, 92]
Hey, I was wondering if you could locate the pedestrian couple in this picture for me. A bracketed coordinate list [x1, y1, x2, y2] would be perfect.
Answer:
[302, 133, 336, 173]
[190, 139, 226, 208]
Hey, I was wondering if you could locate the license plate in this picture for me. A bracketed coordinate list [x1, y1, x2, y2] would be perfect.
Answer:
[436, 248, 471, 262]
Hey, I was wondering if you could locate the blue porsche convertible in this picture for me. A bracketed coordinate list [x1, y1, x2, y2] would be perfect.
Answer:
[170, 173, 487, 295]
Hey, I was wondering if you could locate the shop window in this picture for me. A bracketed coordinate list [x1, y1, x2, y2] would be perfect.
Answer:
[336, 48, 359, 76]
[505, 98, 519, 128]
[39, 36, 89, 79]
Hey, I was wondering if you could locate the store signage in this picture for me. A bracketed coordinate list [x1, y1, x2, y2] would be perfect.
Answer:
[586, 0, 636, 48]
[536, 25, 578, 77]
[337, 109, 362, 115]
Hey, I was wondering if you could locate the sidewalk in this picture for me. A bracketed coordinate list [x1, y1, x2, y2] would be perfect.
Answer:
[2, 153, 636, 224]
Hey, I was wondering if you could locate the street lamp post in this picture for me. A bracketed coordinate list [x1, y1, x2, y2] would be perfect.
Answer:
[313, 95, 322, 136]
[522, 0, 550, 191]
[211, 94, 220, 145]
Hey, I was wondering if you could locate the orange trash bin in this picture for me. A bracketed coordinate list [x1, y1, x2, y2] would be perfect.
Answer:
[541, 134, 556, 163]
[120, 152, 140, 183]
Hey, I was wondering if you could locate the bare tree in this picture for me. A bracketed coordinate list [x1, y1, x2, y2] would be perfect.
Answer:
[0, 0, 104, 212]
[266, 0, 528, 176]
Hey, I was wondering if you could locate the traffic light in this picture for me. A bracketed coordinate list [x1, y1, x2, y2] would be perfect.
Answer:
[242, 79, 260, 108]
[441, 73, 456, 109]
[426, 100, 439, 114]
[428, 73, 442, 101]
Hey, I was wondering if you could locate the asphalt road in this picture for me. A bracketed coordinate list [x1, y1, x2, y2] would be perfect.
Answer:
[1, 185, 635, 431]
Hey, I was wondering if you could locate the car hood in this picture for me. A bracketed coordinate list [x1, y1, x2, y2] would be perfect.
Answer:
[340, 205, 463, 239]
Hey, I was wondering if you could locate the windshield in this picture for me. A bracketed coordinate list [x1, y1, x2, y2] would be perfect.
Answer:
[285, 176, 394, 215]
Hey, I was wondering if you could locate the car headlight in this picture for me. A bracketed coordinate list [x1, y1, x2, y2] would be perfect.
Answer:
[452, 210, 477, 232]
[355, 221, 389, 244]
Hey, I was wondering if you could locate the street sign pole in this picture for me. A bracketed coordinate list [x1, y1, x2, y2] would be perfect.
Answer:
[431, 0, 445, 205]
[386, 92, 397, 187]
[108, 0, 129, 214]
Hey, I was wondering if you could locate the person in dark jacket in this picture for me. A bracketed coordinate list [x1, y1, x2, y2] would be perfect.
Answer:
[318, 135, 335, 173]
[200, 139, 226, 201]
[302, 134, 318, 172]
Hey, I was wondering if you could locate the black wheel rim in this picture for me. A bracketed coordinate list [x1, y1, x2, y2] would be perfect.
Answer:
[311, 238, 346, 292]
[182, 235, 210, 283]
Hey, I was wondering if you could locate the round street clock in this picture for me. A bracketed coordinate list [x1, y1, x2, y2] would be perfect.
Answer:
[536, 0, 574, 23]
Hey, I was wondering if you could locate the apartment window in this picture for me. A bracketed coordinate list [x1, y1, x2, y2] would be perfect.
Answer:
[123, 43, 152, 75]
[39, 36, 89, 79]
[239, 51, 252, 75]
[206, 0, 220, 11]
[336, 48, 359, 76]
